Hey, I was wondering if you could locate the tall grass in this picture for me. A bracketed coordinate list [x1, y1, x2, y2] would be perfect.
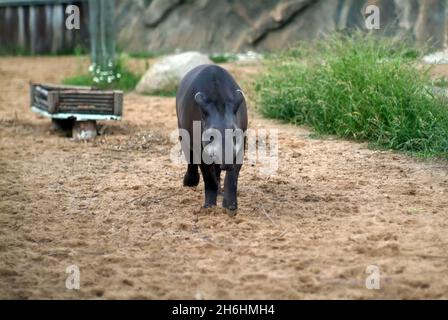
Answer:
[255, 33, 448, 158]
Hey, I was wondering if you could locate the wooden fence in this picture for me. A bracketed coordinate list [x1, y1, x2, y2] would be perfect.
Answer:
[0, 0, 89, 54]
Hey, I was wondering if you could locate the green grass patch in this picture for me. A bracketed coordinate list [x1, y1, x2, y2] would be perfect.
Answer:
[140, 88, 178, 97]
[255, 32, 448, 158]
[63, 55, 141, 91]
[209, 53, 238, 64]
[128, 51, 162, 59]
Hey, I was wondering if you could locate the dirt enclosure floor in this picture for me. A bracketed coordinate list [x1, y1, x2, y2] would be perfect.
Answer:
[1, 56, 448, 299]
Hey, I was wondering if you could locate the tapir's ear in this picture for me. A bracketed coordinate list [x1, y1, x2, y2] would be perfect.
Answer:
[194, 92, 207, 109]
[234, 90, 245, 112]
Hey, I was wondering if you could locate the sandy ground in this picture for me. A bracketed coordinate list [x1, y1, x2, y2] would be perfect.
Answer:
[0, 56, 448, 299]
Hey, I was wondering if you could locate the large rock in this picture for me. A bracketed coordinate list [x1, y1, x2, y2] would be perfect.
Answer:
[135, 51, 212, 94]
[423, 49, 448, 64]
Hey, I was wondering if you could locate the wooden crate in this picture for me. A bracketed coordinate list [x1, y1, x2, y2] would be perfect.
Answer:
[30, 82, 123, 121]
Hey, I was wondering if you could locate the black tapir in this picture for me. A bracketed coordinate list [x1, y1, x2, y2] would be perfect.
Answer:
[176, 64, 248, 215]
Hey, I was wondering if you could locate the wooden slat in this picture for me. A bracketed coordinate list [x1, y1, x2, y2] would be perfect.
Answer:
[57, 109, 113, 115]
[60, 98, 114, 104]
[59, 93, 114, 98]
[29, 82, 35, 108]
[59, 101, 111, 105]
[58, 105, 113, 111]
[59, 99, 113, 104]
[58, 108, 113, 112]
[35, 86, 48, 97]
[39, 83, 93, 91]
[113, 91, 123, 116]
[35, 91, 48, 101]
[35, 92, 48, 100]
[34, 96, 49, 107]
[47, 91, 59, 113]
[58, 109, 113, 113]
[59, 92, 114, 97]
[58, 106, 112, 110]
[61, 90, 114, 96]
[58, 104, 113, 110]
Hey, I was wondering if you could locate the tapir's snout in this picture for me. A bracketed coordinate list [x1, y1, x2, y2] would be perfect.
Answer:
[203, 127, 242, 169]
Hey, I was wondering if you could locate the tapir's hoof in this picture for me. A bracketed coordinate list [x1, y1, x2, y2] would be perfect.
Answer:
[223, 199, 237, 210]
[203, 203, 216, 209]
[223, 199, 238, 216]
[225, 208, 238, 217]
[183, 172, 200, 187]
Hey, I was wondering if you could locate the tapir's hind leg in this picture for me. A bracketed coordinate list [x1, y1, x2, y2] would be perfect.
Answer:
[183, 164, 200, 187]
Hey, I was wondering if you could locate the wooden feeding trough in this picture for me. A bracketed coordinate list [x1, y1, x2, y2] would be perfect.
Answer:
[30, 82, 123, 139]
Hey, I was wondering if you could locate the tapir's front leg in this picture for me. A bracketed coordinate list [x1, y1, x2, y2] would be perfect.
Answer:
[200, 164, 218, 208]
[223, 164, 241, 215]
[183, 164, 200, 187]
[214, 164, 222, 195]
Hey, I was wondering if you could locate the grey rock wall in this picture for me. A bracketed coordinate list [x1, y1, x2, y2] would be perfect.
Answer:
[115, 0, 447, 53]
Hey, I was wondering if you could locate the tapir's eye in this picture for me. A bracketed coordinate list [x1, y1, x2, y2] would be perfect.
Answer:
[195, 92, 210, 116]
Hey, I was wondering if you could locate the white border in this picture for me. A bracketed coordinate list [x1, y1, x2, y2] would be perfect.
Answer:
[31, 106, 122, 121]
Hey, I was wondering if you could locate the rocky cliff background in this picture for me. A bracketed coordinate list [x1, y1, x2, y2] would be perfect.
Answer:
[116, 0, 448, 53]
